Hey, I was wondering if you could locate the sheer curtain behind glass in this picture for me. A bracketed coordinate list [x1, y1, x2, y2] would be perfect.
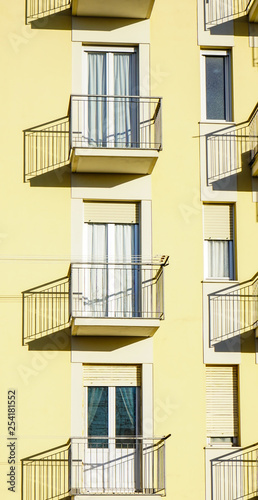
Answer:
[208, 240, 233, 278]
[83, 224, 107, 317]
[83, 223, 139, 317]
[114, 53, 137, 147]
[88, 53, 106, 146]
[206, 56, 226, 120]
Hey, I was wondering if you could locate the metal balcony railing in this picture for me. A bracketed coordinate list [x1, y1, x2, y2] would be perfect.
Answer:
[70, 259, 167, 321]
[26, 0, 71, 23]
[206, 104, 258, 184]
[70, 95, 162, 151]
[211, 443, 258, 500]
[22, 436, 170, 499]
[205, 0, 255, 28]
[209, 273, 258, 345]
[24, 117, 70, 181]
[24, 96, 162, 181]
[22, 258, 168, 343]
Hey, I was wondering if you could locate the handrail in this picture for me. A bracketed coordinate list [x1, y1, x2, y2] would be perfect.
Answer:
[23, 258, 169, 342]
[211, 442, 258, 500]
[22, 436, 170, 499]
[209, 272, 258, 345]
[206, 103, 258, 183]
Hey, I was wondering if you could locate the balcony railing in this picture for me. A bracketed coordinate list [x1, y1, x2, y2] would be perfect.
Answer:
[22, 436, 170, 499]
[26, 0, 71, 23]
[211, 443, 258, 500]
[24, 117, 70, 181]
[23, 258, 168, 343]
[70, 95, 162, 151]
[206, 103, 258, 184]
[24, 96, 162, 180]
[26, 0, 155, 23]
[209, 273, 258, 345]
[205, 0, 256, 28]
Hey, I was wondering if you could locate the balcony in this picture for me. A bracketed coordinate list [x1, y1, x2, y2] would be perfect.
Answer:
[211, 443, 258, 500]
[208, 273, 258, 346]
[206, 103, 258, 184]
[205, 0, 258, 28]
[26, 0, 155, 23]
[24, 96, 162, 181]
[22, 436, 169, 499]
[22, 258, 168, 343]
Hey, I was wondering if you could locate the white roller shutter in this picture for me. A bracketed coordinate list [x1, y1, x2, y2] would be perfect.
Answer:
[204, 204, 234, 240]
[83, 364, 141, 387]
[84, 202, 139, 224]
[206, 365, 238, 437]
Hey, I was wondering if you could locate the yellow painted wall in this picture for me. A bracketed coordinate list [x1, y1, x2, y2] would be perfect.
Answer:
[0, 2, 72, 497]
[1, 0, 258, 499]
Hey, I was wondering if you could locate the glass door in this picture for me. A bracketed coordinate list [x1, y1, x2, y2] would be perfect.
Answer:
[83, 385, 141, 493]
[82, 222, 140, 317]
[83, 47, 138, 148]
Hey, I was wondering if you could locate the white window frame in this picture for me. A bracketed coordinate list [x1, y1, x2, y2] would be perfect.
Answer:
[200, 50, 232, 122]
[203, 204, 235, 281]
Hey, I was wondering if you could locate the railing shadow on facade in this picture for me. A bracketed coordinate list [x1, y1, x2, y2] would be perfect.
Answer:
[24, 95, 163, 181]
[22, 258, 169, 344]
[211, 442, 258, 500]
[208, 273, 258, 346]
[22, 436, 170, 499]
[205, 0, 256, 29]
[24, 116, 71, 182]
[206, 103, 258, 184]
[26, 0, 71, 24]
[22, 275, 70, 345]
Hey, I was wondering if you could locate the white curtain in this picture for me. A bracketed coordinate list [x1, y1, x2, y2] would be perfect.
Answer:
[112, 224, 134, 317]
[83, 224, 107, 316]
[83, 223, 138, 317]
[114, 54, 137, 147]
[208, 240, 232, 278]
[88, 53, 106, 146]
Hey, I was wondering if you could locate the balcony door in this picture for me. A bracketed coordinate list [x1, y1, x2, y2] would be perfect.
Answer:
[82, 202, 140, 318]
[83, 365, 141, 494]
[83, 47, 138, 148]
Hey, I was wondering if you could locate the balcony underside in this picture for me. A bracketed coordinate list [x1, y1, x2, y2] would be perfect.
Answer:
[71, 148, 158, 175]
[72, 0, 155, 18]
[249, 0, 258, 21]
[71, 317, 160, 336]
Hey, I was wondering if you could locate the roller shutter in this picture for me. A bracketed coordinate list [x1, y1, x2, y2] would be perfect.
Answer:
[204, 204, 234, 240]
[83, 364, 141, 386]
[84, 202, 139, 224]
[206, 365, 238, 437]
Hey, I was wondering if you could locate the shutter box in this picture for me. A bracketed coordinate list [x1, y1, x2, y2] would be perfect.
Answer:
[206, 365, 238, 438]
[84, 202, 139, 224]
[83, 364, 141, 387]
[204, 204, 234, 240]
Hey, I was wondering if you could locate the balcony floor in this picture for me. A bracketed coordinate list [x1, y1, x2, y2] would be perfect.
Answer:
[71, 317, 160, 337]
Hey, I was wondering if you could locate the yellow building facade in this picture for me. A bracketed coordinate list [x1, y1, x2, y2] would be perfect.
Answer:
[1, 0, 258, 499]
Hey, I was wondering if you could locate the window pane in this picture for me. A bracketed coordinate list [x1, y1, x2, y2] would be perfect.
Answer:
[116, 387, 137, 447]
[88, 387, 108, 448]
[208, 240, 233, 278]
[206, 56, 226, 120]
